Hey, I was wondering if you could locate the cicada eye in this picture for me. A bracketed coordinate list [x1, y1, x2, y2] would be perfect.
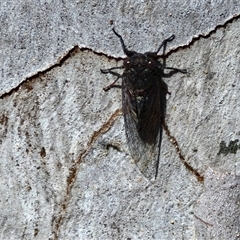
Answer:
[147, 60, 155, 68]
[124, 60, 131, 68]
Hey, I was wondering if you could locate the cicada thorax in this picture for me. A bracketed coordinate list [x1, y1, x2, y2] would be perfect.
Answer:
[123, 53, 163, 90]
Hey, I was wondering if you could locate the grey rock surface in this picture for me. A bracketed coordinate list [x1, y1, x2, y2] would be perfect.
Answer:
[194, 169, 239, 239]
[1, 0, 240, 95]
[0, 1, 239, 239]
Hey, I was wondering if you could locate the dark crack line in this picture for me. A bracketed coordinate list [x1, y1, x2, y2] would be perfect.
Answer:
[164, 13, 240, 58]
[1, 13, 239, 100]
[0, 46, 79, 99]
[194, 214, 214, 227]
[51, 109, 122, 240]
[163, 123, 204, 182]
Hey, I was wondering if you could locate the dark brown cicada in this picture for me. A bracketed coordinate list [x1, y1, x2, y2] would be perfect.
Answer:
[101, 28, 186, 180]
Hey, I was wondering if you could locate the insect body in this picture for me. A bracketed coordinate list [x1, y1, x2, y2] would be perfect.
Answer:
[101, 28, 186, 180]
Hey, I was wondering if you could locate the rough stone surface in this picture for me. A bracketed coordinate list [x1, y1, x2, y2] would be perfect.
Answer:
[1, 0, 240, 95]
[0, 1, 239, 239]
[194, 168, 239, 239]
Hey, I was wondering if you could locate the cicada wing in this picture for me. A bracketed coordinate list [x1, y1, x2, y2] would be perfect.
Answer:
[122, 76, 167, 180]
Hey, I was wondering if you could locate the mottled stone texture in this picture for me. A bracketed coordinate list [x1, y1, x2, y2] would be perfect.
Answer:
[0, 1, 239, 239]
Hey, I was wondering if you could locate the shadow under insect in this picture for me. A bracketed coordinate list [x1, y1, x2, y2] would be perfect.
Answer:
[101, 28, 187, 180]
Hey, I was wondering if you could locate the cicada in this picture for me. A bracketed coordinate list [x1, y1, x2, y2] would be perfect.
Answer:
[101, 28, 186, 180]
